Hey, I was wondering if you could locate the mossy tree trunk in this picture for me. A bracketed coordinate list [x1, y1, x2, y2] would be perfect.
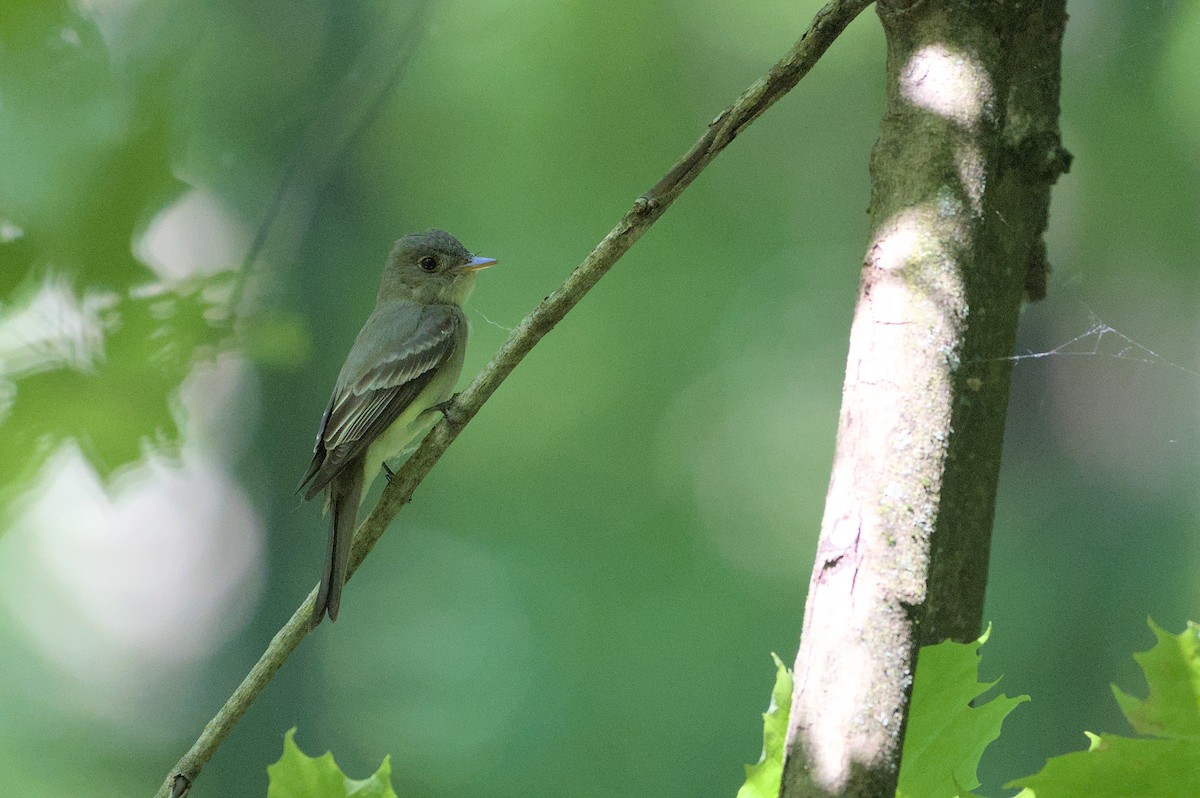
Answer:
[782, 2, 1069, 796]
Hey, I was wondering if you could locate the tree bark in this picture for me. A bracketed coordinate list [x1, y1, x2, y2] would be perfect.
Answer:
[781, 2, 1069, 796]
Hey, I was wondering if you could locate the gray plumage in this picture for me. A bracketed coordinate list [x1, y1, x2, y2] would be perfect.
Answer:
[298, 230, 495, 627]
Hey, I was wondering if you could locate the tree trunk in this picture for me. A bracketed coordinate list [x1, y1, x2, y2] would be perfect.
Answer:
[781, 2, 1069, 796]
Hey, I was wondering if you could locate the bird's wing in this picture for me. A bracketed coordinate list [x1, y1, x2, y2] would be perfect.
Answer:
[299, 305, 461, 500]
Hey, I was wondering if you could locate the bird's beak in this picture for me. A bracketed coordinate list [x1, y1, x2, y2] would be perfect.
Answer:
[459, 256, 498, 273]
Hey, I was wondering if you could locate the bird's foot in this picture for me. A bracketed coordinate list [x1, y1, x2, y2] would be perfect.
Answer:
[428, 393, 461, 422]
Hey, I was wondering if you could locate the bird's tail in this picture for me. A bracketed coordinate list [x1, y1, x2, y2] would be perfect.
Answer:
[312, 460, 365, 629]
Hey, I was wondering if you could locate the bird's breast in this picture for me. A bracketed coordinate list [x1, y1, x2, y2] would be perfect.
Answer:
[361, 358, 461, 496]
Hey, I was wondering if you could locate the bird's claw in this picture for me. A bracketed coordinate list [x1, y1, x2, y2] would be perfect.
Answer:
[429, 393, 461, 422]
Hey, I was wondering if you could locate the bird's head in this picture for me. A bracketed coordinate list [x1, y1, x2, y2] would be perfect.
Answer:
[379, 229, 497, 306]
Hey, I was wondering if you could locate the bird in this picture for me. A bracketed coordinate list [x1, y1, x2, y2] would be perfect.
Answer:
[298, 229, 497, 628]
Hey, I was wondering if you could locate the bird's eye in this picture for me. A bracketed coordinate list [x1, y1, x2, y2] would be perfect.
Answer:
[418, 256, 438, 272]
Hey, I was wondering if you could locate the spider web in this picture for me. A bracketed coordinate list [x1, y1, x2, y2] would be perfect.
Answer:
[1003, 310, 1200, 382]
[992, 294, 1200, 450]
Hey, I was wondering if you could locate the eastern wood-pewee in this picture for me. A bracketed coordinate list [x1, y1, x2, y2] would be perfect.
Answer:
[298, 229, 497, 627]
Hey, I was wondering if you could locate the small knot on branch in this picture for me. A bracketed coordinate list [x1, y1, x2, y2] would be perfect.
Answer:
[632, 195, 658, 215]
[169, 774, 191, 798]
[1010, 132, 1072, 182]
[1047, 143, 1072, 178]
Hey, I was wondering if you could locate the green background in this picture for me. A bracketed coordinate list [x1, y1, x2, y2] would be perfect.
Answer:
[1, 1, 1197, 796]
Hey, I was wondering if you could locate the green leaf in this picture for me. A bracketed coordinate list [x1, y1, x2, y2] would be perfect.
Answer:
[1112, 619, 1200, 737]
[736, 653, 793, 798]
[1009, 620, 1200, 797]
[897, 626, 1028, 798]
[0, 2, 224, 496]
[267, 728, 397, 798]
[1009, 733, 1200, 797]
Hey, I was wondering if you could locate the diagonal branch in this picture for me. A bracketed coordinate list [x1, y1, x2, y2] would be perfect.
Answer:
[154, 1, 873, 795]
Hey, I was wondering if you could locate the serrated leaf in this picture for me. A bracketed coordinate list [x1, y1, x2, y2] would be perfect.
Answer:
[267, 728, 397, 798]
[1008, 733, 1200, 797]
[1112, 619, 1200, 737]
[1010, 620, 1200, 796]
[736, 653, 793, 798]
[897, 626, 1028, 798]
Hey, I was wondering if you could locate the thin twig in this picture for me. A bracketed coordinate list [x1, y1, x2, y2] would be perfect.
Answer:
[154, 1, 872, 794]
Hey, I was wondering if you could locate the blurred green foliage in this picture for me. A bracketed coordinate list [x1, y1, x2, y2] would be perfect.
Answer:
[0, 0, 197, 493]
[0, 1, 1197, 797]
